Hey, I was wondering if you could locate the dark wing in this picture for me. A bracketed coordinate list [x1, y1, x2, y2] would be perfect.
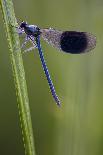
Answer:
[41, 28, 96, 54]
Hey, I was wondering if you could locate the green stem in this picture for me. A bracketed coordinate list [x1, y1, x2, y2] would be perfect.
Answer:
[0, 0, 36, 155]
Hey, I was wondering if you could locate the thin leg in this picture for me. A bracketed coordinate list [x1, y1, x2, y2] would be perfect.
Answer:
[17, 27, 25, 35]
[29, 36, 37, 46]
[21, 35, 30, 49]
[17, 28, 36, 53]
[22, 36, 37, 53]
[23, 46, 37, 53]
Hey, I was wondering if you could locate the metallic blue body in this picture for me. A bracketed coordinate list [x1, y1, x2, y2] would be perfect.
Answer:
[36, 35, 61, 106]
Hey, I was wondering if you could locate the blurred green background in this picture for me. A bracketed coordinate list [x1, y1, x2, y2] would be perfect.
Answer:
[0, 0, 103, 155]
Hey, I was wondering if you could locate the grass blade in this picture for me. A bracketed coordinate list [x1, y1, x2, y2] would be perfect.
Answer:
[0, 0, 36, 154]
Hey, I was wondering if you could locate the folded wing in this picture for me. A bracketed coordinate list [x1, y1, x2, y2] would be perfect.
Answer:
[41, 28, 96, 54]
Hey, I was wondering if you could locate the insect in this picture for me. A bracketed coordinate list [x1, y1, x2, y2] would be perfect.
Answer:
[17, 21, 96, 106]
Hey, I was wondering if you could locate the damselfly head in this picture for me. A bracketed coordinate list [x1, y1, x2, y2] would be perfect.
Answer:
[20, 21, 28, 28]
[19, 21, 41, 37]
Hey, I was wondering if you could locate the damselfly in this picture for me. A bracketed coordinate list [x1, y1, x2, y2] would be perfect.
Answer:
[17, 21, 96, 106]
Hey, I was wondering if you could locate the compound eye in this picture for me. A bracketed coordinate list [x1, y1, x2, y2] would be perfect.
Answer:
[36, 27, 40, 30]
[20, 21, 27, 28]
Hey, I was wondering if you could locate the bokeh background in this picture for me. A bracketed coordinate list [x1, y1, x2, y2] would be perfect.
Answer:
[0, 0, 103, 155]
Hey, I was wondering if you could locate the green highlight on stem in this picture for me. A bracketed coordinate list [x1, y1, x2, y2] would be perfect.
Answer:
[0, 0, 36, 155]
